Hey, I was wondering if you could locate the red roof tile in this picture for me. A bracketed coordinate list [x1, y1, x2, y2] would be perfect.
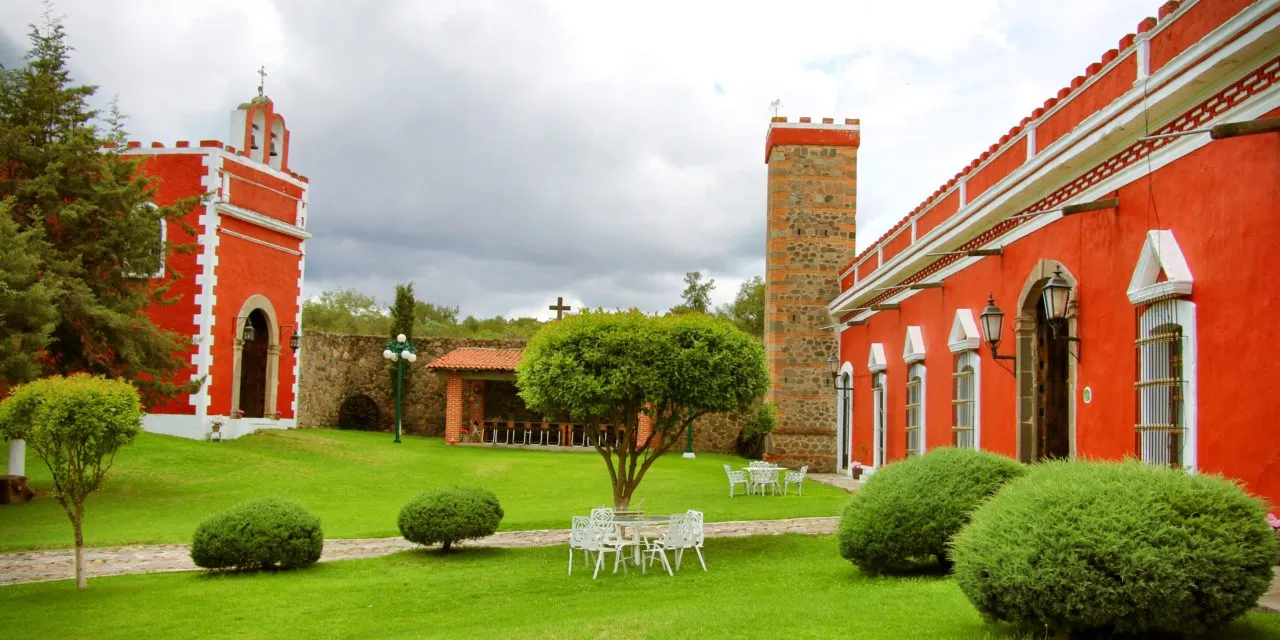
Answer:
[426, 348, 524, 372]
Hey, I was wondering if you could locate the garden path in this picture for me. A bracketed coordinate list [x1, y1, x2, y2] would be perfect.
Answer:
[1261, 568, 1280, 613]
[0, 516, 838, 586]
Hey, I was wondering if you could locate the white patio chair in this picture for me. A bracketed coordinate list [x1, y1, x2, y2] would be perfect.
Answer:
[723, 464, 749, 497]
[784, 464, 809, 496]
[643, 514, 686, 576]
[568, 516, 607, 579]
[665, 510, 706, 572]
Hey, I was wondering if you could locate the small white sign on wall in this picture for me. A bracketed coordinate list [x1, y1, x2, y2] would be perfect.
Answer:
[1082, 387, 1093, 404]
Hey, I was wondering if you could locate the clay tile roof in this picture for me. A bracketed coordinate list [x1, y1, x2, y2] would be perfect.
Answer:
[426, 348, 525, 372]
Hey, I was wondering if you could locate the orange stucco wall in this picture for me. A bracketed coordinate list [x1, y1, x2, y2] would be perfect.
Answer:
[840, 123, 1280, 506]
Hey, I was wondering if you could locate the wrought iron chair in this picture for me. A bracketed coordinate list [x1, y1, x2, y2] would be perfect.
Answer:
[723, 464, 749, 497]
[784, 465, 809, 496]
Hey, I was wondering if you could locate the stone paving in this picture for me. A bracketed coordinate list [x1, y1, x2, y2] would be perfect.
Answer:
[1261, 567, 1280, 613]
[807, 472, 863, 493]
[0, 516, 839, 586]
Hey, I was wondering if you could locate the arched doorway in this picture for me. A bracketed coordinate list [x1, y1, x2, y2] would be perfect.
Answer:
[1015, 261, 1077, 462]
[238, 309, 270, 418]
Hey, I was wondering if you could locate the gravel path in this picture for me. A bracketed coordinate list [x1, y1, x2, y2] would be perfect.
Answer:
[0, 516, 839, 586]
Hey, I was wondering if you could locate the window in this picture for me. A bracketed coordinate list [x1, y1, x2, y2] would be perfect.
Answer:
[872, 372, 887, 467]
[1127, 230, 1197, 471]
[124, 202, 165, 279]
[905, 363, 924, 456]
[1136, 300, 1188, 467]
[953, 351, 977, 449]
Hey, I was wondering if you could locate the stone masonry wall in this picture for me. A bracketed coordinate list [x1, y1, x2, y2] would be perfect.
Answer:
[296, 331, 752, 453]
[296, 332, 526, 435]
[764, 131, 859, 472]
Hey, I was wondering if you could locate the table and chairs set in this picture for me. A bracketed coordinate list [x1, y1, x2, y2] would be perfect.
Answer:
[465, 419, 623, 448]
[723, 461, 808, 497]
[567, 507, 706, 579]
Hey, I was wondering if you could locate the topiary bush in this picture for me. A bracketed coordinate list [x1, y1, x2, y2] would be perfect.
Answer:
[837, 447, 1025, 574]
[399, 486, 504, 551]
[190, 497, 324, 571]
[951, 460, 1280, 637]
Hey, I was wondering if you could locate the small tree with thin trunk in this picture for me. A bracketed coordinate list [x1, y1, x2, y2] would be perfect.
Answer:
[517, 310, 769, 509]
[0, 374, 142, 589]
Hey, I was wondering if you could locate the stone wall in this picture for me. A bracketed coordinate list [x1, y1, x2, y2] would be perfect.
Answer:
[296, 331, 759, 455]
[296, 332, 525, 435]
[764, 122, 860, 473]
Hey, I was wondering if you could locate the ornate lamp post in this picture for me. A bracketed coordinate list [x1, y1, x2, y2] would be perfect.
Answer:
[382, 333, 418, 444]
[683, 420, 696, 459]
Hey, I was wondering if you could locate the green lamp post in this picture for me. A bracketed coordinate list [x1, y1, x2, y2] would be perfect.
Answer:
[683, 421, 696, 459]
[382, 333, 418, 444]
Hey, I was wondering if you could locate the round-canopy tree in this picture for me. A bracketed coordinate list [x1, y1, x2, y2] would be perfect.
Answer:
[517, 310, 770, 509]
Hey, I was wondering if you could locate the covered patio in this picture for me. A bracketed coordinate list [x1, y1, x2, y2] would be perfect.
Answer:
[427, 348, 653, 448]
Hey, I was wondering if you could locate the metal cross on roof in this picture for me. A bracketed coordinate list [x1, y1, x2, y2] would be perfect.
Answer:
[549, 296, 572, 320]
[257, 65, 267, 97]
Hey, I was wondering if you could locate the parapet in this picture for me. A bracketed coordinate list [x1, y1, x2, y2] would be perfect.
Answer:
[765, 117, 861, 162]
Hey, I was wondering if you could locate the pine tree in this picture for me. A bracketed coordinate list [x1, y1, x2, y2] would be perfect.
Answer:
[0, 10, 202, 404]
[0, 201, 56, 391]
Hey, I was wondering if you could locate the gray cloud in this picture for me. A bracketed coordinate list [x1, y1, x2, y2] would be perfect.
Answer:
[0, 0, 1158, 318]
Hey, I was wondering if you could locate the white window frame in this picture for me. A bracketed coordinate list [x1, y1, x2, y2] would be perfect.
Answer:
[836, 361, 855, 470]
[949, 309, 982, 450]
[951, 351, 980, 450]
[871, 371, 887, 468]
[1135, 299, 1197, 470]
[905, 362, 925, 457]
[1127, 229, 1197, 471]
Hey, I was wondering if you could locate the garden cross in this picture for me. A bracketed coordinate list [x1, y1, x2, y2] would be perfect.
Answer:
[549, 296, 571, 320]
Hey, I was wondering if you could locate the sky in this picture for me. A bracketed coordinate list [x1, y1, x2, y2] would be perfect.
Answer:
[0, 0, 1160, 320]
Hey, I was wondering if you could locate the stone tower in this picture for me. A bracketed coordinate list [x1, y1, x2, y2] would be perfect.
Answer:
[763, 116, 859, 472]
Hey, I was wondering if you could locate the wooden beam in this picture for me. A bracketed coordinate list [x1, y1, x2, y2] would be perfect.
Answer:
[871, 303, 900, 311]
[966, 248, 1002, 257]
[909, 282, 943, 290]
[1062, 197, 1118, 216]
[1210, 117, 1280, 140]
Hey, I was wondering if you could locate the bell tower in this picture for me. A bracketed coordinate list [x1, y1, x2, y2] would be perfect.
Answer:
[763, 116, 860, 472]
[229, 67, 291, 171]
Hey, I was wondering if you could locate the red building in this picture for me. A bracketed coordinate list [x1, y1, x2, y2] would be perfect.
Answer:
[766, 0, 1279, 506]
[124, 90, 310, 440]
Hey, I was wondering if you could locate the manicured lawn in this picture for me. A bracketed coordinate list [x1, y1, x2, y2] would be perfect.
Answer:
[3, 535, 1278, 639]
[0, 429, 848, 551]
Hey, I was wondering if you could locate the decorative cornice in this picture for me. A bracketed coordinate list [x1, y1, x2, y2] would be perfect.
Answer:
[216, 202, 311, 240]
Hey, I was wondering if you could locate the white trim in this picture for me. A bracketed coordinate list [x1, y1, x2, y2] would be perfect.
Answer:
[1127, 230, 1194, 305]
[871, 371, 887, 468]
[766, 121, 860, 136]
[835, 78, 1279, 325]
[226, 172, 303, 201]
[216, 202, 312, 240]
[218, 149, 308, 189]
[867, 343, 887, 373]
[1134, 299, 1198, 471]
[836, 361, 855, 471]
[948, 309, 982, 353]
[187, 155, 221, 415]
[953, 350, 982, 451]
[1026, 125, 1036, 160]
[1136, 32, 1151, 81]
[958, 178, 968, 207]
[142, 413, 296, 441]
[220, 227, 304, 255]
[906, 362, 926, 456]
[903, 326, 926, 363]
[118, 146, 308, 190]
[829, 7, 1278, 313]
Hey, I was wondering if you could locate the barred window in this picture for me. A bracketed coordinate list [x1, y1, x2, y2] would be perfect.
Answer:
[905, 363, 924, 457]
[872, 372, 887, 467]
[952, 351, 977, 449]
[1135, 299, 1186, 467]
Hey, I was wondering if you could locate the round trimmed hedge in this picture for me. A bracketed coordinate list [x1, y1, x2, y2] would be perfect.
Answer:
[837, 447, 1025, 574]
[398, 486, 503, 551]
[952, 460, 1280, 636]
[190, 497, 323, 571]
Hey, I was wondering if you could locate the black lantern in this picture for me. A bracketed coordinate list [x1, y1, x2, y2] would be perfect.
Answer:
[289, 331, 300, 352]
[979, 294, 1016, 362]
[827, 353, 838, 379]
[1041, 266, 1072, 322]
[241, 323, 255, 342]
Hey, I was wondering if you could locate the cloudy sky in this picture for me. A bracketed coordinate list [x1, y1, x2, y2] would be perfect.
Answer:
[0, 0, 1158, 320]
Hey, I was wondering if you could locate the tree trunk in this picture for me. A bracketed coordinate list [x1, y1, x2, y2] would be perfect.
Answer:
[442, 540, 452, 552]
[73, 515, 86, 590]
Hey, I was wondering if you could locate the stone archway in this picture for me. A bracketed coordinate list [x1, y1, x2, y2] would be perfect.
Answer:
[1014, 260, 1078, 462]
[230, 294, 281, 419]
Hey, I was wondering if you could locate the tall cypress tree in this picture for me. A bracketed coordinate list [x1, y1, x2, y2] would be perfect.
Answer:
[0, 12, 202, 404]
[389, 282, 416, 397]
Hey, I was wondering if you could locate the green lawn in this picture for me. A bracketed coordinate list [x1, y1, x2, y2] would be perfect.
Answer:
[0, 428, 848, 551]
[3, 535, 1277, 639]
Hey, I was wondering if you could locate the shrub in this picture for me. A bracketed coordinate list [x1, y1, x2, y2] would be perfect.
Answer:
[735, 401, 776, 458]
[398, 486, 504, 551]
[190, 497, 324, 571]
[837, 447, 1024, 574]
[951, 461, 1280, 636]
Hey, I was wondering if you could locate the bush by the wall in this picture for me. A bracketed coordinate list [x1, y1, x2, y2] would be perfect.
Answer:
[398, 486, 503, 551]
[837, 447, 1024, 574]
[190, 497, 324, 571]
[952, 460, 1280, 636]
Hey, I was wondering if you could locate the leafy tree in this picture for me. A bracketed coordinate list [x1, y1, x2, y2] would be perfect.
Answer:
[716, 275, 764, 338]
[0, 12, 201, 405]
[389, 281, 416, 393]
[0, 201, 56, 391]
[301, 287, 544, 339]
[300, 288, 389, 336]
[517, 310, 769, 509]
[670, 271, 715, 315]
[0, 374, 143, 589]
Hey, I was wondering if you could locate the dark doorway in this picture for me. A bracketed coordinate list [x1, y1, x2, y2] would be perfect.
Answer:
[1034, 300, 1071, 460]
[837, 372, 852, 471]
[239, 309, 269, 418]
